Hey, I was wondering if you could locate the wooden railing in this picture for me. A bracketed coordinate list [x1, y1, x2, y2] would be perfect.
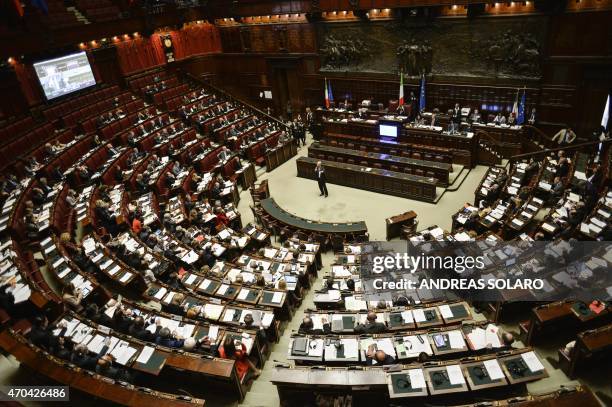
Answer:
[509, 138, 611, 165]
[524, 124, 556, 149]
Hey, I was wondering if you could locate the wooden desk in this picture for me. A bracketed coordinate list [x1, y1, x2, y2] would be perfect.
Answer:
[0, 329, 205, 407]
[259, 196, 367, 238]
[309, 143, 451, 186]
[386, 211, 417, 240]
[525, 301, 612, 345]
[499, 350, 549, 385]
[565, 323, 612, 378]
[296, 156, 437, 202]
[321, 119, 476, 167]
[265, 140, 297, 172]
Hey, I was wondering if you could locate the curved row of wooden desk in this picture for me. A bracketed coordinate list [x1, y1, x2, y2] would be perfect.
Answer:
[259, 197, 368, 239]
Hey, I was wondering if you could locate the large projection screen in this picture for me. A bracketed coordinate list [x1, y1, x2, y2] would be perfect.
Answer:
[33, 52, 96, 101]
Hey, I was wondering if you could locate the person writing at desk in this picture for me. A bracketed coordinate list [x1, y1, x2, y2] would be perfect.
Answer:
[366, 345, 396, 366]
[354, 311, 386, 334]
[315, 161, 328, 197]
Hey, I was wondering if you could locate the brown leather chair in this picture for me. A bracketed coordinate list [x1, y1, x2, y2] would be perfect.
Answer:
[390, 165, 400, 172]
[347, 159, 355, 164]
[374, 163, 382, 169]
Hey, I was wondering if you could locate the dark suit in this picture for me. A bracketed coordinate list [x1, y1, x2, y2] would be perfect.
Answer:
[298, 322, 331, 335]
[354, 321, 387, 334]
[315, 166, 328, 196]
[129, 324, 160, 342]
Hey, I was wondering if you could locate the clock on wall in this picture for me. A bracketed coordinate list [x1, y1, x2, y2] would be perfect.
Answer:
[162, 34, 175, 63]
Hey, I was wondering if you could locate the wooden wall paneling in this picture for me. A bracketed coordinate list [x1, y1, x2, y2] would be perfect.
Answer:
[0, 67, 30, 118]
[89, 46, 122, 86]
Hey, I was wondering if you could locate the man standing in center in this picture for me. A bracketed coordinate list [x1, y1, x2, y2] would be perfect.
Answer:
[315, 161, 328, 197]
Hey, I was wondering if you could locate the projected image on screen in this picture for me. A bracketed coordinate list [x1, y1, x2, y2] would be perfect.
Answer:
[33, 52, 96, 101]
[379, 124, 398, 139]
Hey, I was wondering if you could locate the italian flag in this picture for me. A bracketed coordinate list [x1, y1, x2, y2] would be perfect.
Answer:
[324, 78, 330, 109]
[399, 72, 404, 106]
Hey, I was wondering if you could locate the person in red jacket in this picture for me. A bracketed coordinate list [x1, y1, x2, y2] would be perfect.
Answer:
[132, 215, 142, 234]
[214, 208, 229, 229]
[218, 336, 261, 382]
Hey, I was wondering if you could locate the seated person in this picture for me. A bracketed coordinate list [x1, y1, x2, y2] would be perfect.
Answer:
[354, 311, 386, 334]
[298, 316, 331, 335]
[62, 283, 83, 311]
[129, 316, 160, 341]
[29, 315, 53, 350]
[470, 109, 481, 123]
[155, 327, 184, 348]
[96, 353, 132, 382]
[365, 346, 396, 366]
[71, 344, 98, 370]
[493, 112, 504, 125]
[218, 336, 261, 382]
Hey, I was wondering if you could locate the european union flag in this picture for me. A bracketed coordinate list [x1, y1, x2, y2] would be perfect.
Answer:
[327, 80, 334, 104]
[517, 88, 526, 125]
[419, 74, 426, 112]
[31, 0, 48, 15]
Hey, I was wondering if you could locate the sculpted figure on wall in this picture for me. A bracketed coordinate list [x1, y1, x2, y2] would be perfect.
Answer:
[481, 30, 541, 76]
[396, 39, 432, 76]
[320, 35, 370, 69]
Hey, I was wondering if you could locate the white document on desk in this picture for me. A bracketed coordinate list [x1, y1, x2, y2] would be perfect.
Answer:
[412, 309, 426, 322]
[447, 365, 465, 385]
[521, 351, 545, 372]
[237, 289, 249, 300]
[208, 325, 219, 340]
[401, 310, 413, 324]
[377, 338, 396, 358]
[483, 359, 505, 380]
[261, 313, 274, 328]
[485, 324, 502, 348]
[271, 292, 283, 303]
[438, 305, 453, 319]
[136, 346, 155, 364]
[467, 328, 486, 350]
[408, 368, 426, 389]
[343, 339, 359, 359]
[448, 330, 465, 349]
